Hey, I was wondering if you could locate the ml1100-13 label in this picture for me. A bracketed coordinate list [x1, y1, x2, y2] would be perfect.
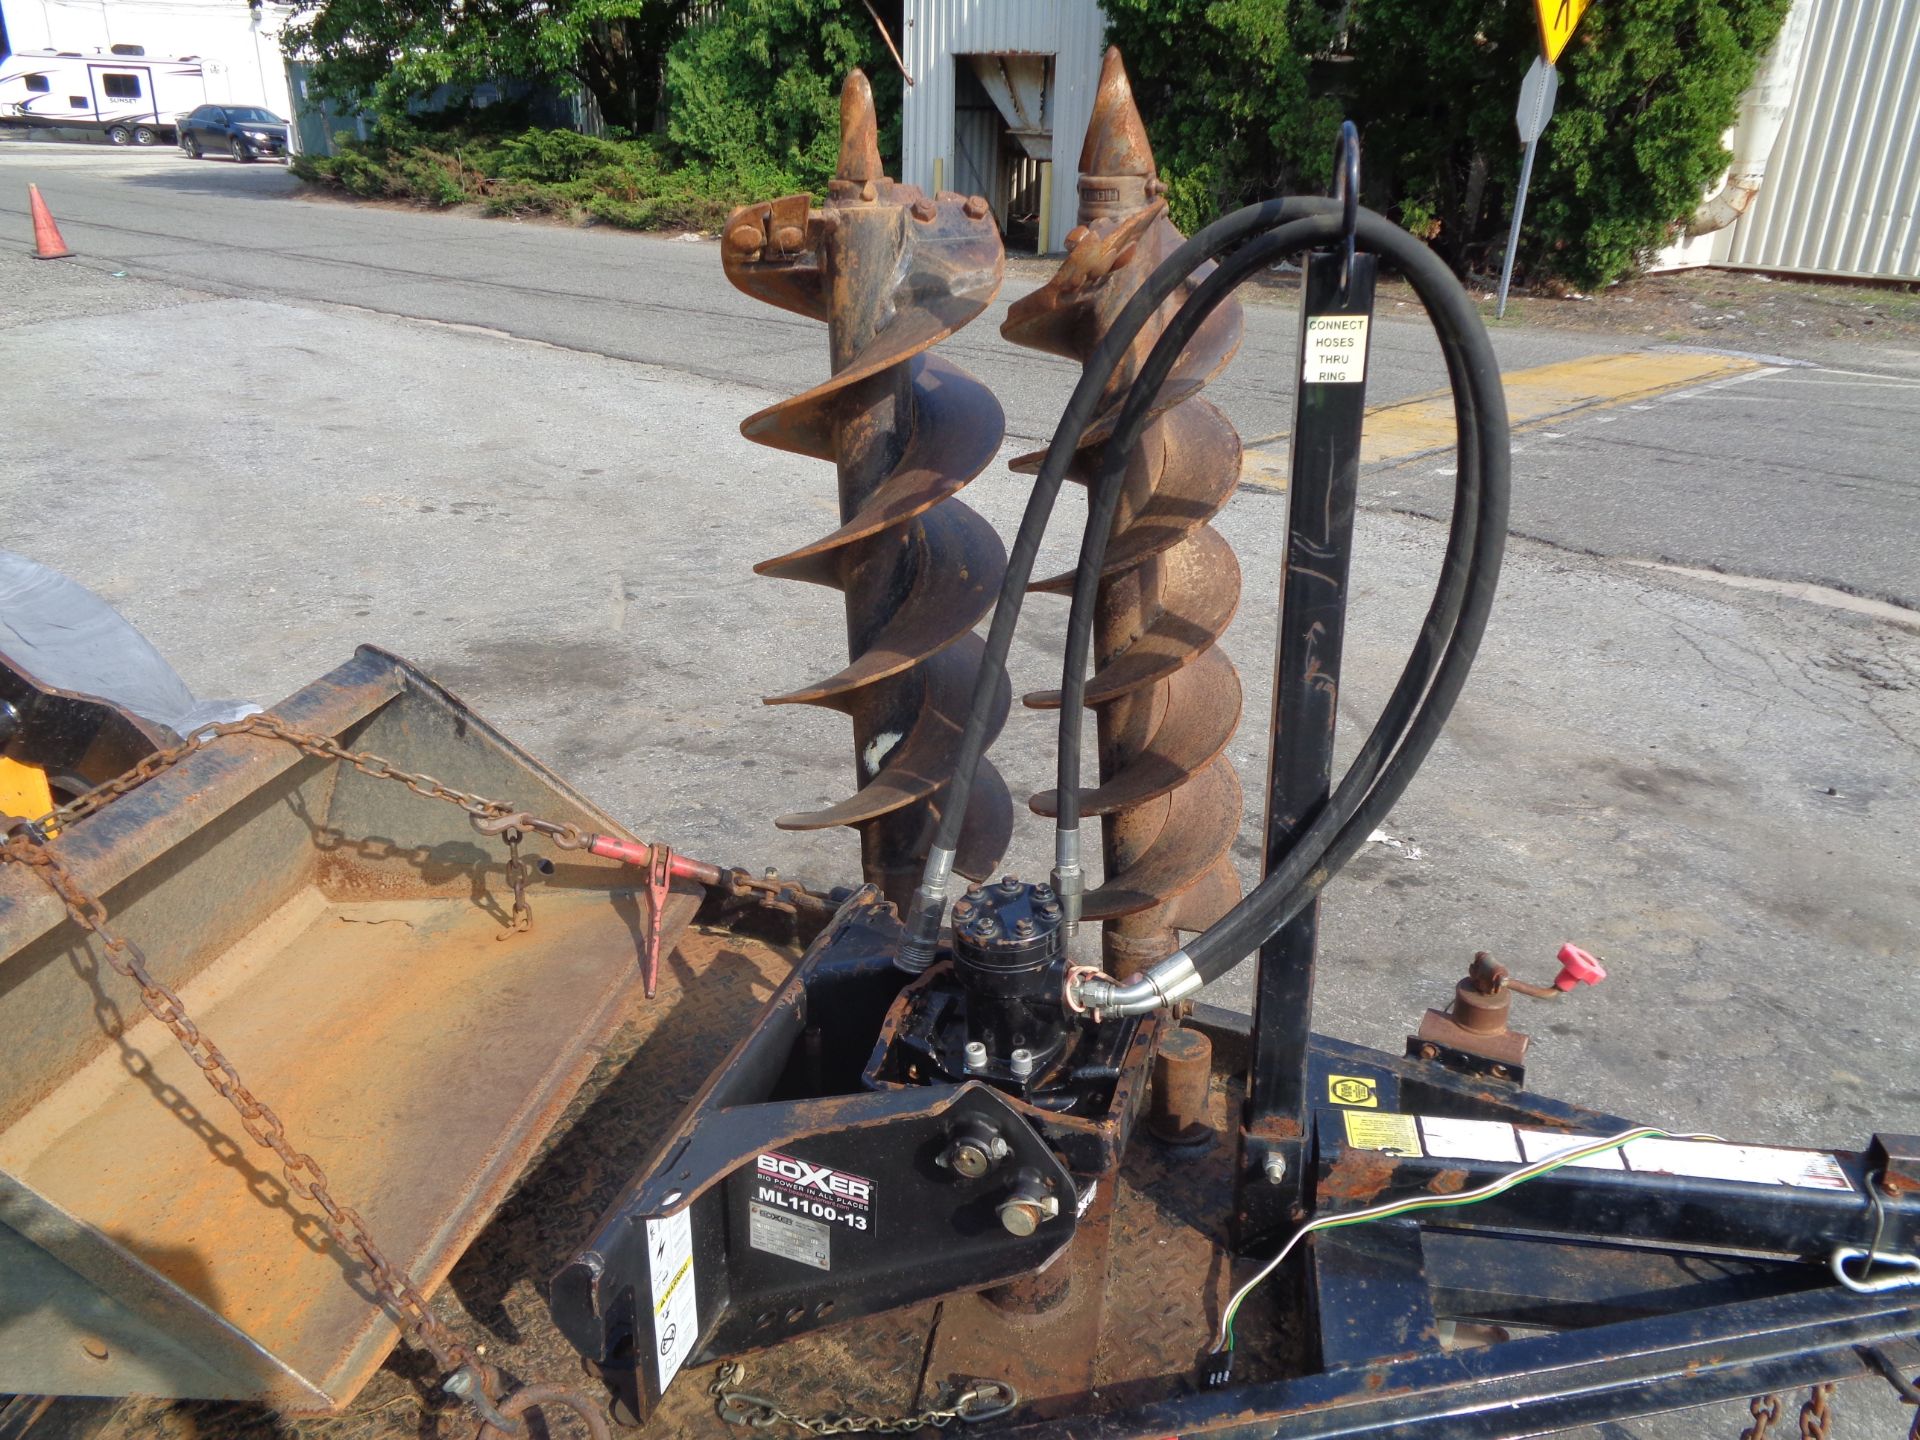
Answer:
[753, 1151, 873, 1232]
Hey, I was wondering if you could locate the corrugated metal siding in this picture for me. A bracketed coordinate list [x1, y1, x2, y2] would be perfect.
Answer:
[901, 0, 1108, 252]
[1725, 0, 1920, 279]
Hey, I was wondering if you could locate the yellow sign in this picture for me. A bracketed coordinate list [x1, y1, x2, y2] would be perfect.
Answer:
[1327, 1074, 1379, 1108]
[1343, 1111, 1422, 1156]
[1536, 0, 1591, 64]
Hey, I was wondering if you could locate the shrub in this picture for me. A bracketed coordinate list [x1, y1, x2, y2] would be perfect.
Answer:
[1344, 0, 1792, 286]
[1103, 0, 1345, 227]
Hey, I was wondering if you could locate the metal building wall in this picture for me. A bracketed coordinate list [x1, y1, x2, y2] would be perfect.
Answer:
[900, 0, 1109, 253]
[1722, 0, 1919, 280]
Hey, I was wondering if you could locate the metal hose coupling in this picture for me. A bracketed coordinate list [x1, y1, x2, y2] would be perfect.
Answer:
[896, 846, 955, 973]
[1051, 827, 1084, 934]
[1065, 949, 1203, 1018]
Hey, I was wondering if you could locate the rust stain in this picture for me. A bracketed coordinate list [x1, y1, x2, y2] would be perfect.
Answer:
[1427, 1168, 1469, 1195]
[1320, 1146, 1399, 1205]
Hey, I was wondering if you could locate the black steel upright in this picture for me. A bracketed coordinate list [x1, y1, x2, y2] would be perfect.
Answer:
[1237, 147, 1379, 1248]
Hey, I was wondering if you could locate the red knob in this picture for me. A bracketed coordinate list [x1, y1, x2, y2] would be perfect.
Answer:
[1554, 943, 1607, 991]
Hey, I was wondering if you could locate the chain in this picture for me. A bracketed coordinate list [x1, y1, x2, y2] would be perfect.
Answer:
[709, 1362, 1017, 1435]
[1743, 1393, 1784, 1440]
[1739, 1384, 1845, 1440]
[1797, 1382, 1835, 1440]
[0, 713, 656, 1431]
[0, 830, 492, 1383]
[499, 827, 533, 938]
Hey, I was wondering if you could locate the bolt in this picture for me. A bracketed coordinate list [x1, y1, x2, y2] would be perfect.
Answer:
[989, 1136, 1012, 1160]
[964, 195, 990, 220]
[911, 198, 938, 222]
[1418, 1043, 1440, 1061]
[1009, 1047, 1035, 1080]
[1490, 1064, 1513, 1080]
[1033, 884, 1055, 901]
[996, 1192, 1060, 1237]
[953, 898, 974, 918]
[999, 873, 1021, 891]
[1264, 1153, 1287, 1185]
[1014, 918, 1034, 937]
[963, 1040, 988, 1070]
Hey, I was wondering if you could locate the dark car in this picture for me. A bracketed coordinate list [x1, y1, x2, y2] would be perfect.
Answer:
[177, 104, 288, 162]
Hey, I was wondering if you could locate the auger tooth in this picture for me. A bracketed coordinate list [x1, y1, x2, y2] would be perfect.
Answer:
[1003, 46, 1249, 976]
[722, 70, 1012, 912]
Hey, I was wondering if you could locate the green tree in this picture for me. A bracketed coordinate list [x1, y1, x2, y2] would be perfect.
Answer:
[1101, 0, 1345, 233]
[284, 0, 703, 132]
[1346, 0, 1795, 286]
[662, 0, 902, 187]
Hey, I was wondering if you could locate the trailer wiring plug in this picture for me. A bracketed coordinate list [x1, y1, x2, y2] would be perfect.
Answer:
[1199, 1348, 1234, 1389]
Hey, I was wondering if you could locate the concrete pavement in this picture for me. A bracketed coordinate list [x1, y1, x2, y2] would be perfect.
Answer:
[4, 143, 1918, 606]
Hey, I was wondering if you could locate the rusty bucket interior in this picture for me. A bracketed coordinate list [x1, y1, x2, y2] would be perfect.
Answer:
[0, 646, 688, 1411]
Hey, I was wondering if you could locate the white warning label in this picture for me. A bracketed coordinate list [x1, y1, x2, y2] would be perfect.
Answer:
[645, 1207, 698, 1393]
[1411, 1117, 1854, 1192]
[1302, 315, 1370, 384]
[749, 1199, 832, 1270]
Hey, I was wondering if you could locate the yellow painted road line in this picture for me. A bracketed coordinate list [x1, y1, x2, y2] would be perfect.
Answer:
[1240, 351, 1764, 491]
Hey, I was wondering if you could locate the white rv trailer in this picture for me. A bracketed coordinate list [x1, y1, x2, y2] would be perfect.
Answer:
[0, 49, 211, 144]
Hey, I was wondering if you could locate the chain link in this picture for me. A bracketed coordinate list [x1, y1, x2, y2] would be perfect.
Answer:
[1743, 1393, 1784, 1440]
[1739, 1384, 1845, 1440]
[499, 827, 533, 939]
[709, 1362, 1016, 1435]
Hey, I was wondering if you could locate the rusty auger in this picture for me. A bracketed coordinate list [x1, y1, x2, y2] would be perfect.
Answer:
[721, 71, 1014, 911]
[1002, 47, 1248, 976]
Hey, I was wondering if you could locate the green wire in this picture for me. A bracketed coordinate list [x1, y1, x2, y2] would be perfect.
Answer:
[1219, 1125, 1717, 1350]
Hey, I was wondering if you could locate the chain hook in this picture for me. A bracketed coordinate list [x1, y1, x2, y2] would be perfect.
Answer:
[1330, 119, 1360, 299]
[473, 1381, 613, 1440]
[1831, 1245, 1920, 1293]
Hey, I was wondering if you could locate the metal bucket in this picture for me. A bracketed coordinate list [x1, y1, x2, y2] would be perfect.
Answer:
[0, 646, 683, 1410]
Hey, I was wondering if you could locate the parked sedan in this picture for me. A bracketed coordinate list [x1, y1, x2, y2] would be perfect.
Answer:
[177, 104, 288, 162]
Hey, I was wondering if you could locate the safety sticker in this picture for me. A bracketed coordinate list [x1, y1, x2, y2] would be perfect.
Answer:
[749, 1200, 831, 1271]
[1343, 1110, 1422, 1156]
[1417, 1115, 1522, 1164]
[645, 1207, 698, 1392]
[1302, 315, 1370, 385]
[1328, 1074, 1380, 1108]
[753, 1151, 873, 1233]
[1411, 1118, 1854, 1192]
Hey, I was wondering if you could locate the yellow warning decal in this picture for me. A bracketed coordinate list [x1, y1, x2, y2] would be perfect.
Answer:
[1327, 1074, 1379, 1108]
[1343, 1111, 1422, 1156]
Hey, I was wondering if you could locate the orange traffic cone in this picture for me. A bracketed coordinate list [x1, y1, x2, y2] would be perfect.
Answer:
[28, 184, 71, 259]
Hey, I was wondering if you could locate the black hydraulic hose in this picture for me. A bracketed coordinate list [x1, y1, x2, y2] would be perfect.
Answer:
[1058, 206, 1507, 1010]
[1059, 209, 1492, 908]
[1177, 209, 1507, 984]
[1054, 215, 1341, 839]
[896, 196, 1338, 966]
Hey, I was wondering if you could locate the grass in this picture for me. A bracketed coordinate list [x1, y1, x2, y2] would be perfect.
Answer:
[292, 124, 802, 234]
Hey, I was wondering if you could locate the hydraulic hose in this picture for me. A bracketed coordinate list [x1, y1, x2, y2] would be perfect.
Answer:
[899, 197, 1509, 1003]
[896, 195, 1339, 969]
[1073, 208, 1510, 1015]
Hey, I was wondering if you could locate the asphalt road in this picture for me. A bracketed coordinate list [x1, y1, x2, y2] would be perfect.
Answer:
[3, 139, 1919, 1440]
[3, 142, 1917, 608]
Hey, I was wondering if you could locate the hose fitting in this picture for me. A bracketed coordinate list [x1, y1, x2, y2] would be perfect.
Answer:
[1051, 827, 1084, 935]
[1065, 949, 1203, 1018]
[896, 845, 955, 973]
